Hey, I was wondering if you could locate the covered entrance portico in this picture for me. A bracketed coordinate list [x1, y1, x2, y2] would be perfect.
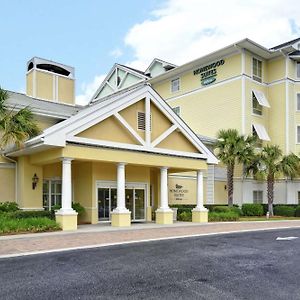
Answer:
[7, 85, 217, 230]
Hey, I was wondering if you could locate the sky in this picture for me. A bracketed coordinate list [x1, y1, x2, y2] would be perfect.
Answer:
[1, 0, 300, 105]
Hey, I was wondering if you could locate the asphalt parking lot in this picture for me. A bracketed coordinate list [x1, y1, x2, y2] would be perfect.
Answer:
[0, 228, 299, 300]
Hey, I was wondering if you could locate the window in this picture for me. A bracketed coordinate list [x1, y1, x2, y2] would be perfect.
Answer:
[171, 78, 180, 93]
[253, 190, 263, 204]
[43, 180, 62, 210]
[252, 58, 262, 82]
[252, 126, 263, 148]
[297, 126, 300, 144]
[137, 112, 152, 131]
[172, 106, 181, 116]
[298, 191, 300, 205]
[252, 93, 263, 115]
[297, 62, 300, 78]
[297, 94, 300, 111]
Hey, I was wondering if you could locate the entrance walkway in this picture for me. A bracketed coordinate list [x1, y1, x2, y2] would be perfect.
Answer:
[1, 221, 300, 258]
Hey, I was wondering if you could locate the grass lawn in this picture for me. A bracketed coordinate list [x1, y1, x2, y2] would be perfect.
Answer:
[239, 216, 300, 221]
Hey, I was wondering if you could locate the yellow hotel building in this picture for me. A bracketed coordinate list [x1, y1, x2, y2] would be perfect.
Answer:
[1, 38, 300, 229]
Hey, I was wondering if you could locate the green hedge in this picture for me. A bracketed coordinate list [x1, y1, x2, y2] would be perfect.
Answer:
[273, 205, 296, 217]
[211, 206, 242, 216]
[242, 204, 264, 216]
[0, 215, 60, 234]
[208, 211, 239, 222]
[177, 211, 192, 221]
[0, 202, 19, 212]
[51, 202, 85, 216]
[295, 206, 300, 217]
[8, 210, 54, 220]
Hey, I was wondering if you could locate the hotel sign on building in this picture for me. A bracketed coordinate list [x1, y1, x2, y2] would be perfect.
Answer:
[193, 59, 225, 86]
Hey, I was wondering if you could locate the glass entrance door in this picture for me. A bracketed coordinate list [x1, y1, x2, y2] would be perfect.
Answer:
[98, 188, 110, 220]
[97, 183, 146, 222]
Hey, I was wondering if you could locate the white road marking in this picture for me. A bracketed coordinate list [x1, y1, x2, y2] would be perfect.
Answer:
[0, 225, 300, 259]
[276, 236, 298, 241]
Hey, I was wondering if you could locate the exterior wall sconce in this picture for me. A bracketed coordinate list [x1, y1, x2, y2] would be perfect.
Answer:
[224, 185, 227, 190]
[32, 173, 39, 190]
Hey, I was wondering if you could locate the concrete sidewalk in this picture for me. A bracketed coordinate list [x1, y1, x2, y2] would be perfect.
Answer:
[1, 220, 300, 258]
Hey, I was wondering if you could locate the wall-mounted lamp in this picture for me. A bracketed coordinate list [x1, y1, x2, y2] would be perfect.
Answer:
[224, 185, 227, 191]
[32, 173, 39, 190]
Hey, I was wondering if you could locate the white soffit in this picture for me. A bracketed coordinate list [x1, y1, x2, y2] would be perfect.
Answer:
[253, 90, 270, 108]
[253, 123, 270, 141]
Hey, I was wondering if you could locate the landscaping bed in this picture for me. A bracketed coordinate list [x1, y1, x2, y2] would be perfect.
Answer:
[170, 204, 300, 222]
[0, 202, 60, 235]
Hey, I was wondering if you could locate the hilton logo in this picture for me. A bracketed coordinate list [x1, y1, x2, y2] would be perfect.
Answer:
[175, 184, 183, 189]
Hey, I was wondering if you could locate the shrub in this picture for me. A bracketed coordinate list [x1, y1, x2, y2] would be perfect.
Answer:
[50, 202, 85, 216]
[0, 202, 19, 212]
[211, 206, 230, 213]
[211, 206, 242, 216]
[273, 205, 296, 217]
[0, 216, 60, 234]
[177, 211, 192, 221]
[8, 210, 54, 220]
[208, 211, 239, 222]
[242, 204, 264, 216]
[295, 206, 300, 217]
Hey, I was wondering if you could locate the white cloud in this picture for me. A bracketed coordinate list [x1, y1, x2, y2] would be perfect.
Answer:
[76, 0, 300, 105]
[124, 0, 300, 69]
[110, 48, 123, 58]
[76, 74, 106, 106]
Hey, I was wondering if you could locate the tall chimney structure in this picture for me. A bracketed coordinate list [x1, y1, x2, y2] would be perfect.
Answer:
[26, 57, 75, 105]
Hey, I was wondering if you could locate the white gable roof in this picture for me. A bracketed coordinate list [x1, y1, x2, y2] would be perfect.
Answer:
[16, 84, 217, 164]
[90, 64, 148, 104]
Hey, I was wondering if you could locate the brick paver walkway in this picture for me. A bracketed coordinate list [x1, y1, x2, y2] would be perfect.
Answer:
[1, 221, 300, 257]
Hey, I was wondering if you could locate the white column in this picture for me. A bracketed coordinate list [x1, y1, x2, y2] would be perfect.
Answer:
[158, 167, 172, 211]
[60, 158, 76, 213]
[114, 163, 129, 213]
[194, 170, 207, 211]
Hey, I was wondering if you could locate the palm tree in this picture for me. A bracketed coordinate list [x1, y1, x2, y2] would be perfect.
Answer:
[214, 129, 257, 207]
[245, 145, 300, 216]
[0, 87, 39, 149]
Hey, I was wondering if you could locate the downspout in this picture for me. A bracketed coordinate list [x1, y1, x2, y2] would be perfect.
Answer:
[2, 154, 18, 204]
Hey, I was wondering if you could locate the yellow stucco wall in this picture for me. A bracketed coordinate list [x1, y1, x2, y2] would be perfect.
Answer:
[266, 57, 285, 83]
[151, 102, 172, 140]
[76, 116, 138, 144]
[163, 79, 242, 138]
[58, 77, 74, 105]
[26, 71, 33, 97]
[36, 71, 53, 100]
[17, 156, 43, 209]
[0, 167, 15, 202]
[154, 53, 241, 100]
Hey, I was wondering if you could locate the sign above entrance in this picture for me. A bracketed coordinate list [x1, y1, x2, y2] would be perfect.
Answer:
[193, 59, 225, 86]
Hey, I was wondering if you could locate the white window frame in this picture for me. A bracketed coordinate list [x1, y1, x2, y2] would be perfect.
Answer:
[252, 57, 263, 83]
[171, 77, 180, 93]
[296, 124, 300, 144]
[172, 106, 181, 116]
[296, 93, 300, 112]
[253, 190, 263, 204]
[252, 93, 263, 116]
[296, 62, 300, 79]
[252, 125, 263, 148]
[43, 179, 62, 211]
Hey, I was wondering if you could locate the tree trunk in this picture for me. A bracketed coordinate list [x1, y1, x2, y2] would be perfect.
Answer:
[267, 174, 274, 217]
[227, 164, 234, 207]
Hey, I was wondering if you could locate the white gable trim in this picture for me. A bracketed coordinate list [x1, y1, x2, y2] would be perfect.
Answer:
[68, 136, 206, 159]
[26, 85, 218, 164]
[114, 112, 146, 146]
[151, 125, 177, 147]
[90, 64, 147, 103]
